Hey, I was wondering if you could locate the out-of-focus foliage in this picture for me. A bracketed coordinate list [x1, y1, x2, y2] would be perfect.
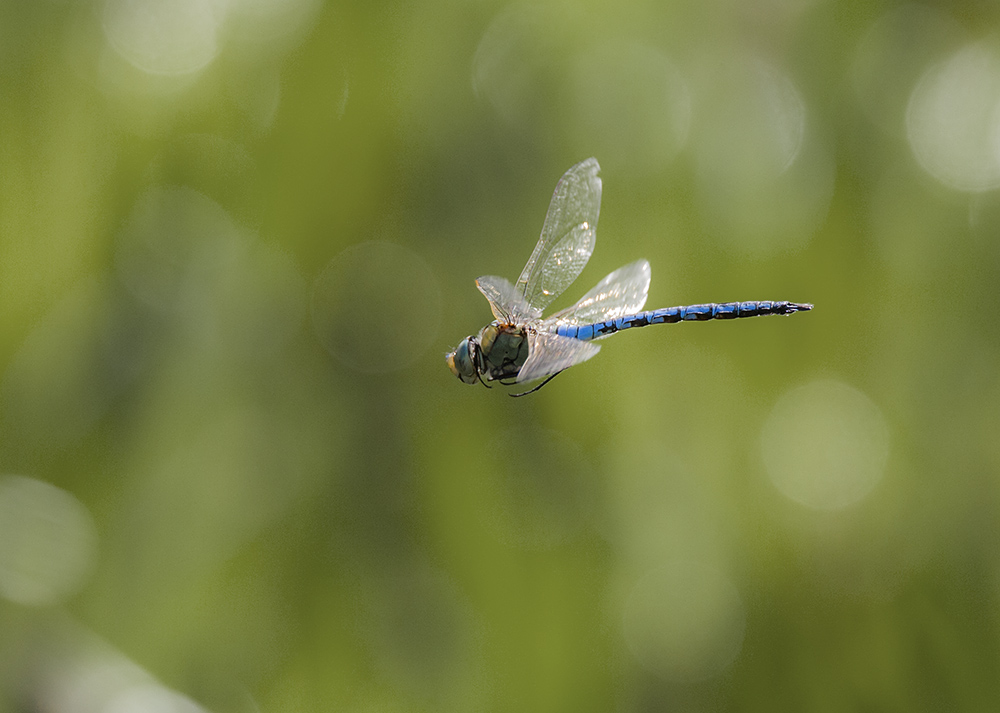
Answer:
[1, 1, 1000, 711]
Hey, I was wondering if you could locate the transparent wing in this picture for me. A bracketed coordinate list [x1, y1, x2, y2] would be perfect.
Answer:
[516, 331, 601, 383]
[476, 275, 539, 323]
[539, 260, 651, 330]
[515, 158, 602, 315]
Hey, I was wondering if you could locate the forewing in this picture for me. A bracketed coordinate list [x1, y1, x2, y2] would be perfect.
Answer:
[540, 259, 651, 331]
[516, 331, 601, 383]
[476, 275, 539, 323]
[515, 158, 602, 315]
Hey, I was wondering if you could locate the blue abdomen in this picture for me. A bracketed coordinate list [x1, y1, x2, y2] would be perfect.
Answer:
[554, 301, 812, 340]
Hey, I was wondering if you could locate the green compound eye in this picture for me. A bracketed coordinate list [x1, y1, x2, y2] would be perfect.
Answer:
[445, 337, 478, 384]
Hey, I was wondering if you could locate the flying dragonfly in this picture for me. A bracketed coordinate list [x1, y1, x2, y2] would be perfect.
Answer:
[446, 158, 812, 396]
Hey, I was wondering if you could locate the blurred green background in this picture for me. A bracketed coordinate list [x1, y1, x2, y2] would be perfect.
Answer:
[2, 0, 1000, 711]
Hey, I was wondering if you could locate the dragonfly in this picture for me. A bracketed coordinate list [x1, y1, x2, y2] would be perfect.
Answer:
[446, 158, 812, 396]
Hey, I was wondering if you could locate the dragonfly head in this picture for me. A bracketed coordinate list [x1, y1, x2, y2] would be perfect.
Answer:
[446, 336, 480, 385]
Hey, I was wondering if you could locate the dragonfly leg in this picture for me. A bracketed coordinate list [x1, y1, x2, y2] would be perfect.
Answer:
[509, 370, 563, 397]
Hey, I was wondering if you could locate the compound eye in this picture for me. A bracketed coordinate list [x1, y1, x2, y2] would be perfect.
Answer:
[445, 337, 479, 384]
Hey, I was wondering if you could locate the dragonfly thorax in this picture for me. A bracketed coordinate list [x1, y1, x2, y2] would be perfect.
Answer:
[478, 323, 530, 382]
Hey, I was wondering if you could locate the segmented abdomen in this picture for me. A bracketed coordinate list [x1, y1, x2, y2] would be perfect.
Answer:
[553, 301, 812, 341]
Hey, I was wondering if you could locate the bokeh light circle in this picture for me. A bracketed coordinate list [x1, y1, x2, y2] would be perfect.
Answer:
[114, 186, 244, 313]
[106, 684, 207, 713]
[102, 0, 221, 76]
[694, 56, 805, 178]
[311, 241, 442, 374]
[761, 380, 889, 510]
[906, 42, 1000, 192]
[471, 3, 574, 126]
[570, 42, 690, 175]
[0, 475, 98, 606]
[223, 0, 323, 50]
[691, 53, 833, 254]
[622, 560, 746, 682]
[851, 4, 963, 136]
